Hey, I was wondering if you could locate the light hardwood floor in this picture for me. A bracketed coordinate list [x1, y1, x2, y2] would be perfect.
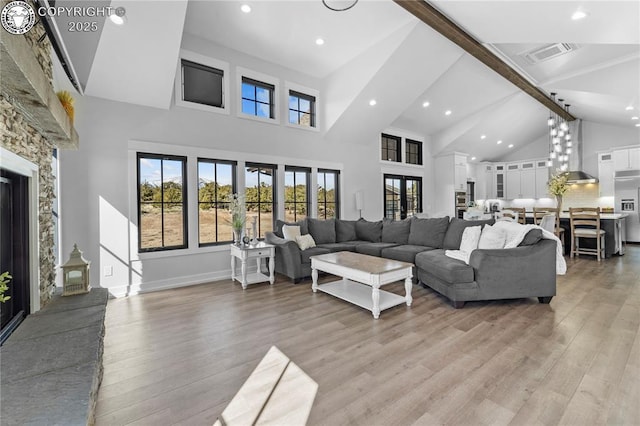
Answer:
[95, 246, 640, 426]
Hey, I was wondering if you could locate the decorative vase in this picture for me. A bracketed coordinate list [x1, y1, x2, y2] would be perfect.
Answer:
[233, 228, 242, 245]
[556, 195, 563, 213]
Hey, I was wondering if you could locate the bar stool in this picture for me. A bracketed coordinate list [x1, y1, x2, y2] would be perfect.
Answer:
[569, 207, 606, 261]
[533, 207, 565, 243]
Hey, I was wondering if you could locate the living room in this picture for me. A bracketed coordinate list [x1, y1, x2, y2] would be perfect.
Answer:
[1, 0, 639, 424]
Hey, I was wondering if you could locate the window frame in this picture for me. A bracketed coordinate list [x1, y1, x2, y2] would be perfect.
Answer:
[288, 90, 316, 128]
[197, 158, 237, 247]
[137, 152, 188, 253]
[237, 67, 280, 124]
[317, 168, 340, 220]
[241, 76, 275, 119]
[284, 166, 311, 222]
[245, 162, 277, 238]
[383, 174, 422, 220]
[174, 50, 230, 115]
[405, 139, 423, 165]
[381, 133, 402, 163]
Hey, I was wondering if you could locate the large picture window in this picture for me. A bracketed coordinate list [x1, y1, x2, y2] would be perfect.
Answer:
[284, 166, 310, 222]
[241, 77, 275, 119]
[198, 159, 236, 245]
[318, 169, 339, 219]
[245, 163, 276, 237]
[383, 174, 422, 220]
[289, 90, 316, 127]
[381, 134, 401, 162]
[137, 153, 187, 251]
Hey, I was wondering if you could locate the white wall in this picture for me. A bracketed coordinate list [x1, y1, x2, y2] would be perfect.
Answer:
[58, 34, 433, 297]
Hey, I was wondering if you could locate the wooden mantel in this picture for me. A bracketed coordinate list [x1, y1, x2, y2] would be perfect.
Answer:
[1, 31, 79, 150]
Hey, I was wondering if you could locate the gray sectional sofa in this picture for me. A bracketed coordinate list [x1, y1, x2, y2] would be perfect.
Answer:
[265, 217, 556, 308]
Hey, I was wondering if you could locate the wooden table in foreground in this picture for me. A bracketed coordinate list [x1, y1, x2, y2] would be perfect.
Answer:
[311, 251, 413, 319]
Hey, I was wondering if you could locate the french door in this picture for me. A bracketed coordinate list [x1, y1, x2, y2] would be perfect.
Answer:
[383, 174, 422, 220]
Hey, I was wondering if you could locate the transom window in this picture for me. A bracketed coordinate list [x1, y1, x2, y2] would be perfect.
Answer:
[137, 153, 187, 252]
[241, 77, 275, 119]
[406, 139, 423, 165]
[284, 166, 310, 222]
[197, 159, 236, 246]
[381, 134, 401, 162]
[245, 163, 276, 237]
[289, 91, 316, 127]
[181, 59, 224, 108]
[318, 169, 339, 219]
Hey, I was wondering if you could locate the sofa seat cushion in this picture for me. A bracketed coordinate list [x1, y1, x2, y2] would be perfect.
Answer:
[317, 242, 359, 253]
[355, 242, 399, 257]
[381, 245, 436, 264]
[300, 247, 331, 264]
[415, 249, 474, 283]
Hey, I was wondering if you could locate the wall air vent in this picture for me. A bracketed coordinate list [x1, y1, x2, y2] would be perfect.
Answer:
[522, 43, 580, 64]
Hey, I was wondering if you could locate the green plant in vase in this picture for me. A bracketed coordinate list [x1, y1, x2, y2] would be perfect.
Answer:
[228, 193, 246, 245]
[548, 172, 570, 213]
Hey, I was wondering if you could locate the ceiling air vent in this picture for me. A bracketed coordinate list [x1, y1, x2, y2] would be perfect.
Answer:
[522, 43, 579, 64]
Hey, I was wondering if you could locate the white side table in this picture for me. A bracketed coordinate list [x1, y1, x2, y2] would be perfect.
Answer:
[230, 242, 276, 289]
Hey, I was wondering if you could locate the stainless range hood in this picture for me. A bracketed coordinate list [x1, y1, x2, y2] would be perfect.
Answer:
[565, 119, 598, 184]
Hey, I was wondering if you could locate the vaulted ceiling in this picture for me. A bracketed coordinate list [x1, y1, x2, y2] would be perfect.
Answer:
[58, 0, 640, 162]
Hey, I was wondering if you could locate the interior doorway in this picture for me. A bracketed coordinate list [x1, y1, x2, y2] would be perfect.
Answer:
[0, 168, 30, 345]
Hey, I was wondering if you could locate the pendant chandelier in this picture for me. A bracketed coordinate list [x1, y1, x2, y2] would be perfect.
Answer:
[547, 93, 573, 172]
[322, 0, 358, 11]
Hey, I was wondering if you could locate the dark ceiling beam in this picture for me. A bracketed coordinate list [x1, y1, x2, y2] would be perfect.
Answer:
[393, 0, 576, 121]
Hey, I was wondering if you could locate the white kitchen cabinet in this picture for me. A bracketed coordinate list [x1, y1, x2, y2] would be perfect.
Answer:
[475, 163, 492, 199]
[434, 152, 468, 217]
[598, 152, 614, 197]
[506, 163, 521, 199]
[506, 162, 536, 199]
[613, 147, 640, 171]
[453, 154, 468, 191]
[535, 160, 550, 198]
[493, 163, 505, 199]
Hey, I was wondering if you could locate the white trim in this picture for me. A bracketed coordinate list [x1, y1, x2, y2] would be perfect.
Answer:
[174, 49, 230, 115]
[236, 66, 280, 125]
[0, 147, 41, 314]
[284, 81, 320, 133]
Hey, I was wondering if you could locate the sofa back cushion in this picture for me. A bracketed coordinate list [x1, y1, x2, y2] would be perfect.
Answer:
[336, 220, 357, 242]
[275, 219, 308, 238]
[381, 218, 412, 244]
[443, 218, 495, 250]
[307, 218, 336, 244]
[518, 229, 543, 246]
[408, 216, 450, 248]
[355, 219, 383, 242]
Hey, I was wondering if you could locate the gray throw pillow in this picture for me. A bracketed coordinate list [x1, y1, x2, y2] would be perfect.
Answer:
[519, 229, 543, 246]
[336, 220, 357, 242]
[355, 219, 382, 242]
[408, 216, 450, 248]
[442, 218, 495, 250]
[307, 218, 336, 244]
[275, 219, 308, 238]
[381, 218, 412, 244]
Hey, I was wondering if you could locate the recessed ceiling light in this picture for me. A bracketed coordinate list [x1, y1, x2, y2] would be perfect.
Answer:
[571, 10, 588, 20]
[241, 4, 251, 13]
[109, 7, 126, 25]
[315, 38, 325, 46]
[422, 101, 430, 108]
[445, 110, 452, 116]
[632, 116, 639, 120]
[626, 106, 634, 111]
[471, 156, 477, 161]
[480, 135, 486, 140]
[497, 140, 503, 145]
[636, 123, 640, 127]
[508, 144, 514, 148]
[369, 99, 377, 106]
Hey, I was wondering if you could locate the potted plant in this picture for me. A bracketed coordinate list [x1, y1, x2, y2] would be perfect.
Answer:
[228, 193, 246, 245]
[548, 172, 570, 213]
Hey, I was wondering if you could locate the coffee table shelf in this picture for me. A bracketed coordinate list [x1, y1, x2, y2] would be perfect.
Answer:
[317, 279, 407, 313]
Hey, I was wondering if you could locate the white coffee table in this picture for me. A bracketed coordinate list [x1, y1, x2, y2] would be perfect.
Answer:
[230, 242, 275, 289]
[311, 251, 413, 319]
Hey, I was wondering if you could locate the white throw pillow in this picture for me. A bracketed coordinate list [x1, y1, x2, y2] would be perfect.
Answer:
[296, 234, 316, 250]
[478, 225, 506, 249]
[282, 225, 301, 241]
[459, 226, 482, 253]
